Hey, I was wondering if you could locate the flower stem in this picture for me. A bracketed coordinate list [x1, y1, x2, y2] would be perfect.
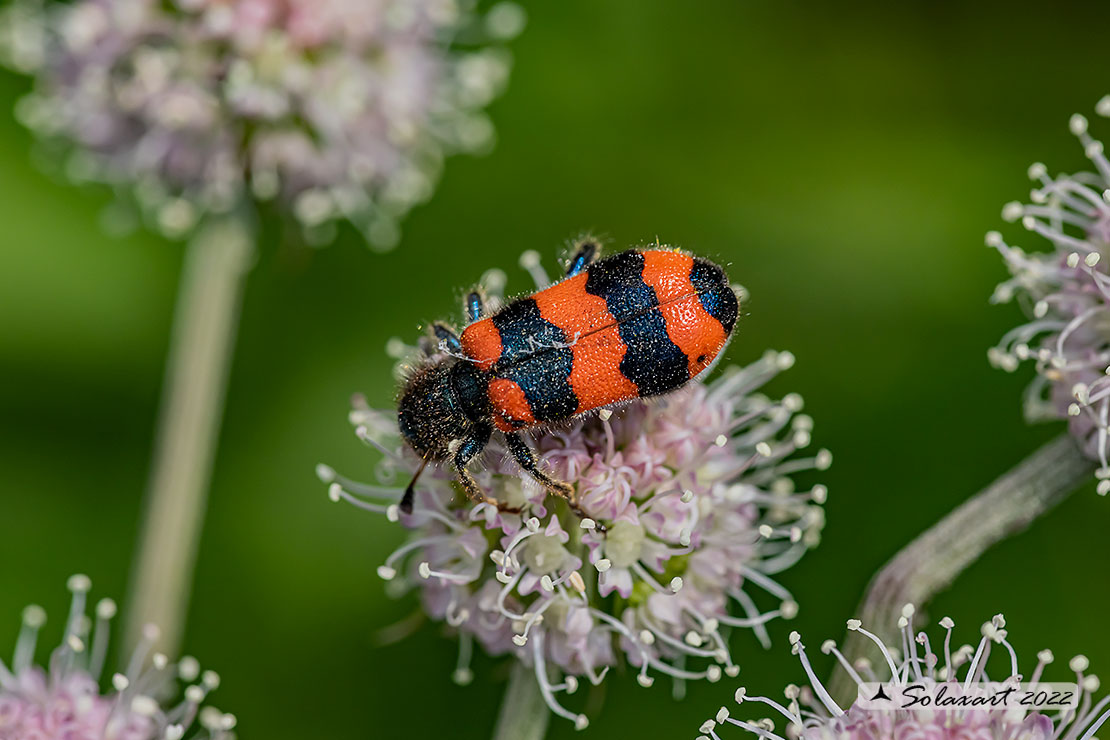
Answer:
[124, 217, 254, 656]
[830, 433, 1093, 704]
[493, 661, 550, 740]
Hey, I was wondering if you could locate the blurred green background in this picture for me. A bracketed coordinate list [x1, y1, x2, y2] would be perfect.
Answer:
[3, 1, 1110, 737]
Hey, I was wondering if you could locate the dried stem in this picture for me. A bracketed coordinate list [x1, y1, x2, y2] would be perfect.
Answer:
[124, 217, 254, 656]
[830, 433, 1093, 704]
[492, 661, 550, 740]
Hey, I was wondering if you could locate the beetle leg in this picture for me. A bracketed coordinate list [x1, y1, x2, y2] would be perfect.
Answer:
[456, 466, 521, 514]
[504, 432, 595, 522]
[431, 321, 462, 355]
[454, 425, 520, 513]
[464, 289, 486, 322]
[564, 238, 600, 277]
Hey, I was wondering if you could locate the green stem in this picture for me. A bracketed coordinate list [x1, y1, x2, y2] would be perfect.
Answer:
[829, 433, 1093, 704]
[124, 217, 254, 656]
[492, 661, 550, 740]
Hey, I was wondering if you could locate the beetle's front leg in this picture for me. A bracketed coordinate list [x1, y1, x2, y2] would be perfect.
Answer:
[504, 432, 598, 525]
[431, 322, 462, 355]
[453, 424, 520, 513]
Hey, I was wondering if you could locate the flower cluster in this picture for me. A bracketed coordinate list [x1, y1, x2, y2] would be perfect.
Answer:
[320, 251, 829, 729]
[989, 95, 1110, 488]
[0, 575, 233, 739]
[0, 0, 523, 247]
[696, 607, 1110, 740]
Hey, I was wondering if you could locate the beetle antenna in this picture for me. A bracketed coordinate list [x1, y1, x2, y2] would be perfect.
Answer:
[399, 457, 430, 515]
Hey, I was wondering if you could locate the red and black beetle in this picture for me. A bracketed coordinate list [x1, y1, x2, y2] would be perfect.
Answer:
[397, 240, 739, 514]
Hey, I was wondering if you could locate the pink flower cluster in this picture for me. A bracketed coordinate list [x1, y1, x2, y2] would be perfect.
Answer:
[0, 576, 233, 740]
[0, 0, 523, 246]
[989, 95, 1110, 489]
[321, 346, 829, 729]
[698, 608, 1110, 740]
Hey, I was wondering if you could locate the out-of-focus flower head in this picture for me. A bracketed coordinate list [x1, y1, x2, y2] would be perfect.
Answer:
[988, 96, 1110, 490]
[318, 253, 829, 729]
[0, 575, 234, 739]
[0, 0, 524, 247]
[696, 606, 1110, 740]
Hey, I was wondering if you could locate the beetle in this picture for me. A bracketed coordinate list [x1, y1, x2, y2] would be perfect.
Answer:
[396, 240, 740, 515]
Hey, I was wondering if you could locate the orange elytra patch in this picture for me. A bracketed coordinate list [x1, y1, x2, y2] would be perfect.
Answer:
[532, 273, 639, 414]
[641, 250, 728, 377]
[460, 319, 502, 371]
[566, 325, 640, 413]
[488, 378, 535, 430]
[641, 250, 695, 304]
